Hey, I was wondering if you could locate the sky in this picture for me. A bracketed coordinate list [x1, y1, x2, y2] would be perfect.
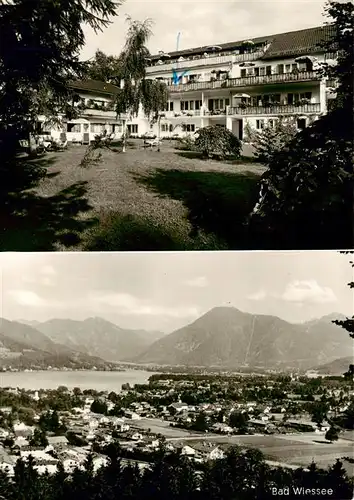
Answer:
[0, 251, 352, 333]
[80, 0, 330, 61]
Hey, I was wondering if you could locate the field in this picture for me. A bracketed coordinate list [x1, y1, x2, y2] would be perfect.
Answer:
[131, 418, 354, 473]
[10, 139, 265, 252]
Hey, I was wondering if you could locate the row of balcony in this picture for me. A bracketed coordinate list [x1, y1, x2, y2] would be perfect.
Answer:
[167, 71, 321, 93]
[228, 103, 321, 115]
[160, 103, 321, 118]
[146, 50, 266, 73]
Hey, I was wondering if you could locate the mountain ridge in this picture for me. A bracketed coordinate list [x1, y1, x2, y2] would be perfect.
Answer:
[134, 307, 352, 370]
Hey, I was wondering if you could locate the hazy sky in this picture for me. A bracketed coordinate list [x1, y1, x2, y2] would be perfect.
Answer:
[1, 251, 352, 333]
[80, 0, 330, 61]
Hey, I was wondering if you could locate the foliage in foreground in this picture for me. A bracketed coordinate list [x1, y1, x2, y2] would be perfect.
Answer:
[0, 444, 352, 500]
[194, 126, 242, 159]
[252, 118, 298, 164]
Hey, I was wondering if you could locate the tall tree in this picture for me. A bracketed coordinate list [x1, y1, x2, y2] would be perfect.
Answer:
[85, 49, 121, 81]
[0, 0, 121, 250]
[113, 17, 168, 152]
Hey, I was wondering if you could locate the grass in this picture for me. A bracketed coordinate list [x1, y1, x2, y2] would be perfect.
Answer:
[30, 139, 265, 251]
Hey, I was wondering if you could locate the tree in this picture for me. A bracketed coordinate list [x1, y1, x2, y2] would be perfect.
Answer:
[193, 412, 209, 432]
[194, 125, 242, 159]
[29, 428, 48, 447]
[310, 401, 329, 426]
[252, 117, 298, 164]
[325, 426, 339, 442]
[229, 411, 249, 433]
[113, 17, 169, 152]
[249, 1, 354, 250]
[0, 0, 121, 250]
[85, 49, 121, 82]
[90, 399, 108, 415]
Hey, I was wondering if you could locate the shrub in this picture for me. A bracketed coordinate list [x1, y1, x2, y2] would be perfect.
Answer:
[194, 125, 242, 159]
[175, 135, 196, 151]
[253, 117, 298, 164]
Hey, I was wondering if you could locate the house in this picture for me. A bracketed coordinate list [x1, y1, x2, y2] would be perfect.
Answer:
[208, 447, 226, 461]
[38, 79, 127, 144]
[131, 432, 143, 441]
[169, 402, 189, 413]
[124, 410, 141, 420]
[13, 423, 35, 438]
[47, 435, 69, 447]
[181, 445, 196, 456]
[211, 423, 233, 434]
[120, 24, 337, 139]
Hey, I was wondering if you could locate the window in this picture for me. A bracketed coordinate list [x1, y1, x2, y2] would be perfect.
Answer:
[292, 63, 298, 71]
[285, 64, 291, 73]
[287, 93, 294, 105]
[181, 101, 185, 111]
[169, 102, 174, 111]
[161, 124, 169, 132]
[259, 67, 266, 76]
[240, 69, 247, 78]
[214, 99, 219, 109]
[90, 123, 104, 133]
[256, 119, 264, 130]
[268, 119, 275, 128]
[127, 124, 138, 134]
[67, 123, 81, 133]
[266, 66, 272, 75]
[189, 101, 194, 110]
[219, 99, 224, 109]
[185, 124, 195, 132]
[169, 124, 173, 132]
[195, 100, 200, 110]
[277, 64, 284, 74]
[225, 98, 230, 106]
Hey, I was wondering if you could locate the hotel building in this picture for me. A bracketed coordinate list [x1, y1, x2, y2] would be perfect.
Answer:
[128, 25, 337, 139]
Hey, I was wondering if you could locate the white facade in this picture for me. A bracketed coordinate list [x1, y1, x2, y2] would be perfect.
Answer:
[39, 81, 126, 144]
[126, 25, 336, 140]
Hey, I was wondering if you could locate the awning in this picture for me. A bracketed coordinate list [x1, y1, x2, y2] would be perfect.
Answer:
[233, 93, 251, 98]
[239, 62, 255, 67]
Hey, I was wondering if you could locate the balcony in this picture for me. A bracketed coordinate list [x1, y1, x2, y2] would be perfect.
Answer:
[146, 50, 266, 73]
[168, 71, 321, 93]
[228, 103, 321, 115]
[82, 107, 118, 119]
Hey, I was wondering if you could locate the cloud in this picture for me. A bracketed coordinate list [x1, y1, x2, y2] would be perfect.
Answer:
[88, 291, 200, 318]
[185, 276, 208, 288]
[8, 290, 47, 307]
[247, 289, 267, 301]
[281, 280, 337, 304]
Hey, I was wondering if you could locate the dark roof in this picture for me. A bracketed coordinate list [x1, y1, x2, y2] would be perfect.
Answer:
[69, 79, 121, 95]
[261, 25, 336, 60]
[150, 25, 335, 61]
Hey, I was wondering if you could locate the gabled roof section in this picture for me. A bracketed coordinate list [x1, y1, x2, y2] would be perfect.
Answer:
[150, 24, 335, 61]
[69, 79, 121, 95]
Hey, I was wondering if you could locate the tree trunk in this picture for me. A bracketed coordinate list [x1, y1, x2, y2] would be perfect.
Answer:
[157, 115, 161, 152]
[122, 120, 127, 153]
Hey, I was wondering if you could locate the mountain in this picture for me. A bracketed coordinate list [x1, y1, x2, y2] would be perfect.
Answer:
[35, 317, 165, 362]
[0, 318, 110, 369]
[313, 357, 353, 375]
[134, 307, 352, 370]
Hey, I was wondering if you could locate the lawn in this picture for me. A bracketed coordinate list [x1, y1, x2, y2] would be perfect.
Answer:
[8, 139, 265, 251]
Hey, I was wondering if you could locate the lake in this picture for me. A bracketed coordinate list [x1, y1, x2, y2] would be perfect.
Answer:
[0, 370, 156, 392]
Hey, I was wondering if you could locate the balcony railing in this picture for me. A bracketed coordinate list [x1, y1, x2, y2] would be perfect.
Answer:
[168, 71, 321, 93]
[82, 107, 118, 118]
[228, 103, 321, 115]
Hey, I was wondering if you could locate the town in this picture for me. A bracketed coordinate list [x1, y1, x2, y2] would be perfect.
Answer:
[0, 372, 353, 480]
